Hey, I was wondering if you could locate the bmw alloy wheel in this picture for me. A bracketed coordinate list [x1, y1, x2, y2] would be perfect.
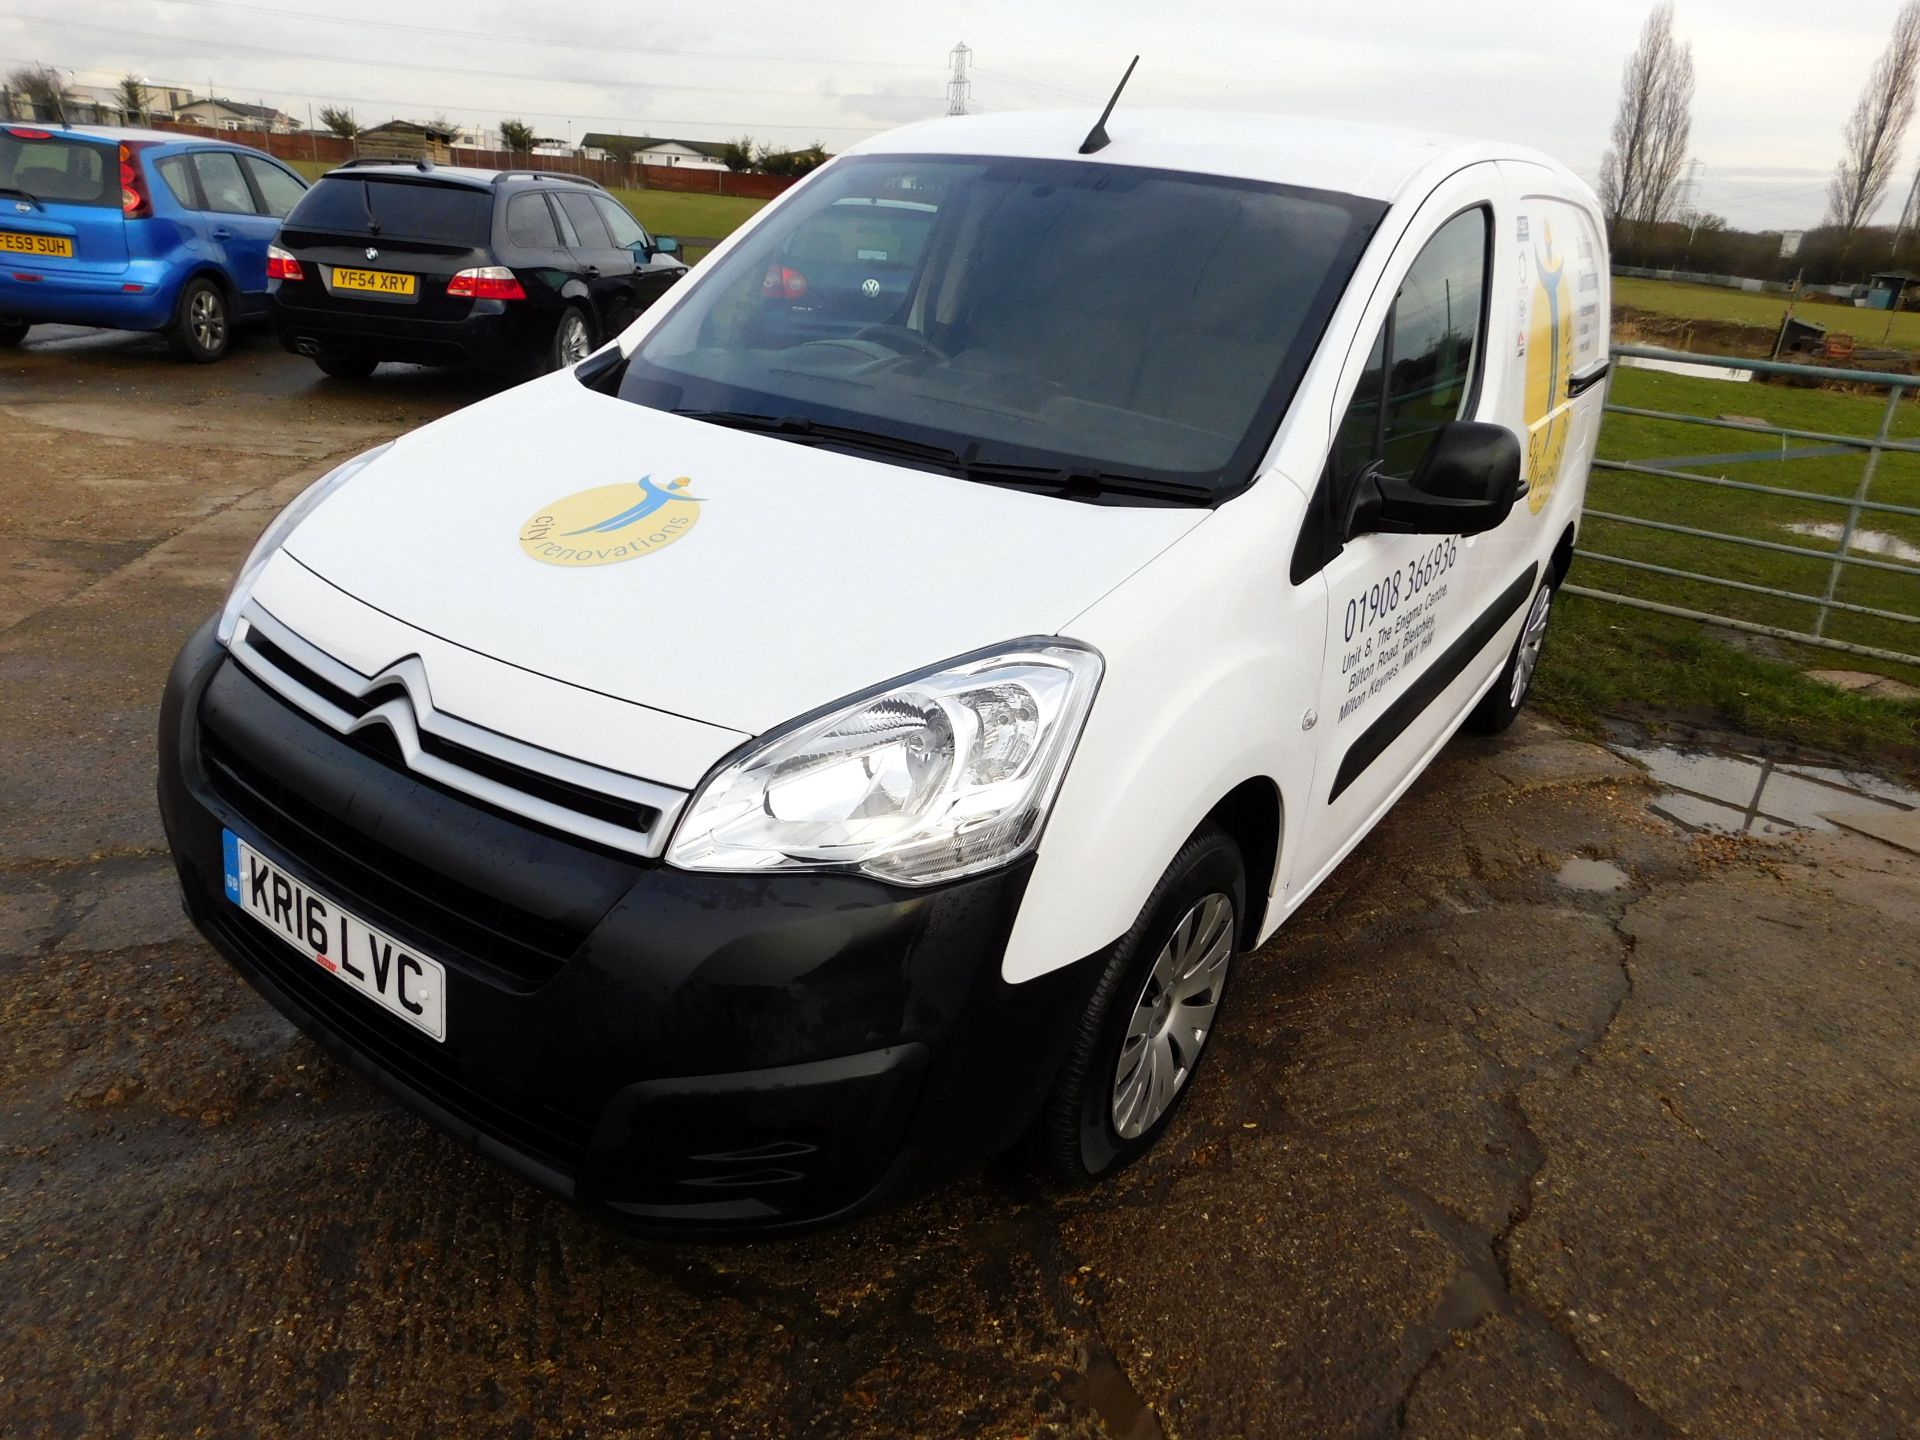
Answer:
[557, 311, 591, 365]
[1509, 584, 1554, 708]
[1111, 892, 1234, 1140]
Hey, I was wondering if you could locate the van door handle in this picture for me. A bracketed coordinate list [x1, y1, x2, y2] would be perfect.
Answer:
[1567, 360, 1611, 398]
[210, 228, 233, 240]
[584, 265, 600, 277]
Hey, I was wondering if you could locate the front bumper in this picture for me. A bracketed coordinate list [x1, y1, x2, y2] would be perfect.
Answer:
[158, 618, 1093, 1235]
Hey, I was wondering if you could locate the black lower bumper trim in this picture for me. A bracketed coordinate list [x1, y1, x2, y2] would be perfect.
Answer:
[158, 616, 1099, 1235]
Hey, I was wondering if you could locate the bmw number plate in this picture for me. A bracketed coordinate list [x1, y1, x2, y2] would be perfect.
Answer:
[222, 829, 447, 1041]
[332, 267, 416, 295]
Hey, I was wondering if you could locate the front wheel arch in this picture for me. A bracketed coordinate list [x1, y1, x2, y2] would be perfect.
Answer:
[1202, 777, 1282, 951]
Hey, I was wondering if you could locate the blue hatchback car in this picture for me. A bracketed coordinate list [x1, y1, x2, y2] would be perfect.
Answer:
[0, 123, 308, 362]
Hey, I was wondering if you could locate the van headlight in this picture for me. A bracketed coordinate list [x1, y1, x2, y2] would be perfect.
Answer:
[668, 641, 1102, 885]
[216, 442, 393, 645]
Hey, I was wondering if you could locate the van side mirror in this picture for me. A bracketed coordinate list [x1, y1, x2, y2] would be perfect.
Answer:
[654, 235, 681, 257]
[1346, 421, 1523, 539]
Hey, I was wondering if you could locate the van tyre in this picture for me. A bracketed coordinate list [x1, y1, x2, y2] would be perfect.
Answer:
[314, 353, 378, 380]
[548, 304, 595, 373]
[1041, 823, 1244, 1183]
[1467, 573, 1558, 735]
[0, 319, 28, 347]
[169, 278, 230, 363]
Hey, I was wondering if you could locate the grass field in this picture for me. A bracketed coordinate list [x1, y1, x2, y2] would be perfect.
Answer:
[284, 160, 767, 253]
[1614, 275, 1920, 349]
[1532, 363, 1920, 765]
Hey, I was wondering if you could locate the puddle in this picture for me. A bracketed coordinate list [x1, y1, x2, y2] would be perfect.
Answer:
[1556, 856, 1629, 892]
[1610, 741, 1920, 836]
[1783, 520, 1920, 564]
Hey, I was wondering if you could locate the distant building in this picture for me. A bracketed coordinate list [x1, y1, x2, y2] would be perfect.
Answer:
[449, 124, 499, 153]
[579, 133, 733, 171]
[174, 97, 299, 134]
[1, 79, 195, 126]
[356, 120, 456, 164]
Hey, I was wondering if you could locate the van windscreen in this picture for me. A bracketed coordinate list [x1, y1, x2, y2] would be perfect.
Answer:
[618, 154, 1385, 500]
[286, 176, 492, 244]
[0, 131, 112, 206]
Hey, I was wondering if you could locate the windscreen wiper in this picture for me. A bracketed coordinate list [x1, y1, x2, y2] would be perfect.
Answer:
[670, 410, 967, 468]
[671, 409, 1216, 505]
[0, 184, 41, 209]
[957, 460, 1216, 506]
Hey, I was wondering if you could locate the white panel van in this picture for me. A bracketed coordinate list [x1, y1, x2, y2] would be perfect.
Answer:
[159, 110, 1610, 1235]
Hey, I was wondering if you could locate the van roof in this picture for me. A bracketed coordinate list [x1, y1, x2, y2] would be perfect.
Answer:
[842, 110, 1576, 206]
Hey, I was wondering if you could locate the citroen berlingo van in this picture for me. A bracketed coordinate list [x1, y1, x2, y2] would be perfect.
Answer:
[159, 109, 1610, 1235]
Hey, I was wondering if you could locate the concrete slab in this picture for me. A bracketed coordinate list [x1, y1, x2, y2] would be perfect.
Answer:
[1823, 806, 1920, 855]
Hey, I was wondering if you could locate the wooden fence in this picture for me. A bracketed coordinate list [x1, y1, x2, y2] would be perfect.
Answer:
[146, 120, 800, 199]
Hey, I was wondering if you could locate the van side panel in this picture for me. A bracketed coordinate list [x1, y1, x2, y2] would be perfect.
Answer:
[1500, 165, 1609, 564]
[998, 475, 1324, 984]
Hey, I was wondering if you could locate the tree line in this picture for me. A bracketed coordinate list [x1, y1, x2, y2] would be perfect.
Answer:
[1604, 1, 1920, 284]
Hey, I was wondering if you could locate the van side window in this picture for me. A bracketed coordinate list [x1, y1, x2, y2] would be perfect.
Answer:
[1336, 207, 1490, 485]
[1290, 206, 1491, 585]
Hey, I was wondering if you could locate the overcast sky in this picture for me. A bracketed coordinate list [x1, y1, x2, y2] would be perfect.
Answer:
[1, 0, 1913, 231]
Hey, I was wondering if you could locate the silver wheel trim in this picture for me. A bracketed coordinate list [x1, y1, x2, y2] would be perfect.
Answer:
[558, 312, 590, 364]
[1110, 891, 1234, 1141]
[1510, 584, 1554, 708]
[190, 288, 225, 351]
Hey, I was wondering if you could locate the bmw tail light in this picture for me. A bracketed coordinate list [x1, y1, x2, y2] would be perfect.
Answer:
[119, 142, 153, 219]
[266, 244, 303, 281]
[446, 266, 526, 300]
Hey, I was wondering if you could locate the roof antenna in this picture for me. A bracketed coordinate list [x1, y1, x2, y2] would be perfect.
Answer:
[1078, 56, 1139, 155]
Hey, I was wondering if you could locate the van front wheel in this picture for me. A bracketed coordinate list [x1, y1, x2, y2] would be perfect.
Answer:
[1467, 574, 1557, 734]
[1041, 823, 1244, 1183]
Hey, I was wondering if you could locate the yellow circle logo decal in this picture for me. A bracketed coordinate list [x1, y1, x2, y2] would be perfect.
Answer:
[519, 474, 703, 567]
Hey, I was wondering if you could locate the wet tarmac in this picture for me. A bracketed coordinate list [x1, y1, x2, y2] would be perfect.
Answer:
[5, 330, 1920, 1438]
[1611, 737, 1920, 837]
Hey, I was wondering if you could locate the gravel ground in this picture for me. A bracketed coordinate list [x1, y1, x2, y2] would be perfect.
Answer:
[3, 326, 1917, 1439]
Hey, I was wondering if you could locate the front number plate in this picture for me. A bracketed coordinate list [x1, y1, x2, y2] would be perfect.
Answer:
[332, 266, 416, 295]
[222, 830, 447, 1041]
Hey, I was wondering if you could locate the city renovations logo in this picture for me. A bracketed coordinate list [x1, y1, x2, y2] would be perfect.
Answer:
[519, 474, 703, 567]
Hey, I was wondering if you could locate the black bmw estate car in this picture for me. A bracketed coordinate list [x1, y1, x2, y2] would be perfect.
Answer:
[267, 162, 686, 378]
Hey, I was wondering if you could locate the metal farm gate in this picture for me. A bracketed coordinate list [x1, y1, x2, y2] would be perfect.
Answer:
[1571, 344, 1920, 670]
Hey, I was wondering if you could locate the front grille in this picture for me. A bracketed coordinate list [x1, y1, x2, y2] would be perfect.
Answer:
[200, 718, 587, 991]
[205, 904, 595, 1179]
[229, 603, 687, 860]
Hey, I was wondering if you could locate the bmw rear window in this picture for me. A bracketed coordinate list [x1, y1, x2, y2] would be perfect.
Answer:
[0, 131, 113, 207]
[286, 176, 491, 243]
